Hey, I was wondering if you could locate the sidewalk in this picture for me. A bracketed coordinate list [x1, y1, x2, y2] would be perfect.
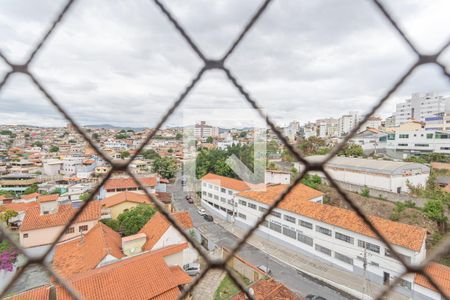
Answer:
[192, 269, 226, 299]
[216, 219, 409, 300]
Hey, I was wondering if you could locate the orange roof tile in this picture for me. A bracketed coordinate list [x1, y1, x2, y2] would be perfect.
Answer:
[5, 285, 51, 300]
[20, 202, 101, 231]
[38, 194, 59, 203]
[169, 265, 192, 285]
[232, 278, 299, 300]
[104, 177, 156, 190]
[202, 173, 250, 191]
[238, 184, 426, 252]
[53, 222, 124, 279]
[21, 192, 41, 200]
[415, 262, 450, 297]
[55, 249, 189, 300]
[139, 211, 193, 251]
[101, 191, 151, 208]
[0, 202, 38, 213]
[156, 192, 172, 204]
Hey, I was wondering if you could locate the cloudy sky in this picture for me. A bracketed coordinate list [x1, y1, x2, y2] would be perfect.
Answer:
[0, 0, 449, 128]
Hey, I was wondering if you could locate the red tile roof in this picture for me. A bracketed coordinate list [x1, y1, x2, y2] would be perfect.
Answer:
[21, 192, 41, 200]
[156, 192, 172, 204]
[232, 278, 299, 300]
[202, 173, 251, 191]
[53, 223, 124, 278]
[415, 262, 450, 298]
[238, 184, 426, 252]
[101, 191, 151, 208]
[0, 202, 38, 213]
[20, 202, 101, 231]
[139, 211, 193, 251]
[104, 177, 156, 190]
[38, 194, 59, 203]
[55, 249, 191, 300]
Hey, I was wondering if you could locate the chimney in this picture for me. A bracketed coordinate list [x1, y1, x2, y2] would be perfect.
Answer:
[121, 233, 146, 256]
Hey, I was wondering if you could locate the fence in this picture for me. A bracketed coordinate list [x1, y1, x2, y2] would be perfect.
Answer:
[0, 0, 449, 299]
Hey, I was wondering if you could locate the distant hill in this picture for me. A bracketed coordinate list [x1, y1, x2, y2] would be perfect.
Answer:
[84, 124, 147, 131]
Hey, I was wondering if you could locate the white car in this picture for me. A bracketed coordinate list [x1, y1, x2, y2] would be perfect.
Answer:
[197, 208, 206, 216]
[183, 263, 200, 276]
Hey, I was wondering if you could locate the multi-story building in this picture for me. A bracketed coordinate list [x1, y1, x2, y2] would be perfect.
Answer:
[194, 121, 219, 139]
[337, 111, 360, 136]
[200, 173, 429, 299]
[394, 93, 450, 126]
[386, 129, 450, 154]
[361, 116, 382, 131]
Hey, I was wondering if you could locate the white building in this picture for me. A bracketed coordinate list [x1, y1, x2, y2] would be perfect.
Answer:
[394, 93, 450, 126]
[194, 121, 219, 139]
[386, 129, 450, 155]
[350, 129, 387, 154]
[338, 111, 360, 136]
[42, 159, 63, 176]
[361, 116, 382, 131]
[200, 174, 429, 299]
[265, 170, 291, 185]
[298, 156, 430, 194]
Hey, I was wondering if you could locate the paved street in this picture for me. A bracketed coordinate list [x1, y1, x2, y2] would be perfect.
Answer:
[168, 179, 352, 300]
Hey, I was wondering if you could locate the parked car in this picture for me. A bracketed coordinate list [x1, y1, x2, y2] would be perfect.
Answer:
[183, 263, 200, 276]
[305, 295, 327, 300]
[257, 265, 272, 275]
[203, 214, 213, 222]
[197, 208, 206, 216]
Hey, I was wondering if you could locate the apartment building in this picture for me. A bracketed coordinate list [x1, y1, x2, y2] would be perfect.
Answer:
[394, 93, 450, 126]
[194, 121, 219, 139]
[200, 174, 429, 298]
[337, 111, 360, 136]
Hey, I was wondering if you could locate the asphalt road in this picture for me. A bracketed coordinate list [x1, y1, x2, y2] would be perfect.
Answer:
[168, 179, 351, 300]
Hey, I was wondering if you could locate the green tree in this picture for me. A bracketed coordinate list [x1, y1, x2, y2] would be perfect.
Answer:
[49, 145, 59, 153]
[153, 157, 177, 179]
[297, 137, 331, 157]
[0, 209, 18, 227]
[175, 133, 183, 140]
[206, 136, 214, 143]
[101, 219, 120, 231]
[92, 132, 100, 141]
[49, 188, 63, 195]
[423, 199, 447, 231]
[115, 133, 128, 139]
[79, 192, 91, 201]
[117, 204, 157, 236]
[0, 190, 14, 198]
[239, 131, 247, 138]
[120, 150, 130, 159]
[23, 183, 38, 195]
[339, 143, 364, 157]
[301, 174, 322, 189]
[31, 141, 43, 147]
[142, 149, 160, 160]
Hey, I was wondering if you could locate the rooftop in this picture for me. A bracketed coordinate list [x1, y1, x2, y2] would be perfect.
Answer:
[101, 191, 151, 208]
[202, 173, 251, 191]
[103, 177, 157, 190]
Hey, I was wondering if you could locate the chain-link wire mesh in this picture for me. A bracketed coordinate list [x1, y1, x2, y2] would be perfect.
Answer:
[0, 0, 449, 299]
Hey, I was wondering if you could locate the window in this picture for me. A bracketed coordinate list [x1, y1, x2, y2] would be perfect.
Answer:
[358, 240, 380, 253]
[65, 227, 74, 234]
[270, 211, 281, 218]
[214, 186, 219, 191]
[238, 213, 246, 220]
[202, 182, 206, 187]
[387, 133, 395, 140]
[315, 244, 332, 256]
[248, 203, 257, 209]
[261, 220, 269, 227]
[238, 199, 247, 206]
[385, 250, 411, 263]
[208, 184, 212, 189]
[284, 215, 296, 223]
[398, 143, 408, 146]
[370, 261, 379, 267]
[23, 233, 28, 238]
[335, 232, 354, 244]
[399, 134, 409, 139]
[259, 206, 267, 212]
[414, 144, 429, 147]
[299, 220, 313, 229]
[282, 226, 296, 239]
[202, 191, 206, 196]
[399, 279, 412, 290]
[221, 188, 226, 193]
[79, 225, 88, 232]
[214, 195, 219, 200]
[426, 133, 433, 139]
[440, 147, 450, 150]
[220, 197, 226, 203]
[297, 232, 313, 246]
[316, 226, 332, 236]
[335, 252, 353, 265]
[269, 222, 281, 233]
[228, 190, 233, 195]
[207, 193, 212, 198]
